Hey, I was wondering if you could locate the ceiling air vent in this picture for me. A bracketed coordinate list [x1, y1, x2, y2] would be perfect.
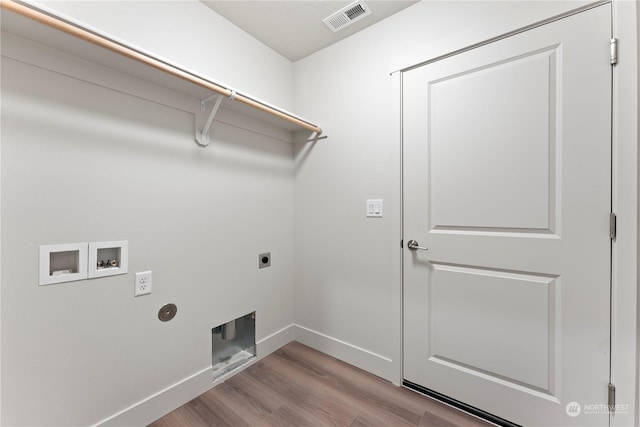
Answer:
[323, 1, 372, 32]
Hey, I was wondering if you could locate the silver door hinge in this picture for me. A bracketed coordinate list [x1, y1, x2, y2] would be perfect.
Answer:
[608, 383, 616, 411]
[610, 38, 618, 65]
[610, 213, 617, 240]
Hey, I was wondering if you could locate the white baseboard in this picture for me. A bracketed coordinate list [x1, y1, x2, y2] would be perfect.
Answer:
[257, 323, 296, 359]
[93, 324, 392, 426]
[94, 324, 296, 427]
[293, 324, 394, 382]
[94, 367, 214, 427]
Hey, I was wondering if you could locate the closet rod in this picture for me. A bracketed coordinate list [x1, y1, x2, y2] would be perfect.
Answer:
[1, 0, 323, 136]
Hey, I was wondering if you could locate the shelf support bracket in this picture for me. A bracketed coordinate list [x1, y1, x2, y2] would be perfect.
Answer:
[195, 94, 224, 146]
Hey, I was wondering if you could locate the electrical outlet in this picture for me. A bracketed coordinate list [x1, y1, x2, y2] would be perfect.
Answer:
[134, 271, 152, 296]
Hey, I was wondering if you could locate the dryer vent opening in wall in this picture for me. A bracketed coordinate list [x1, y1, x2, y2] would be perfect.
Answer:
[323, 1, 372, 32]
[211, 312, 256, 380]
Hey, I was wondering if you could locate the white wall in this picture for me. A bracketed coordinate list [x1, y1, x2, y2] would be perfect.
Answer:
[1, 1, 296, 426]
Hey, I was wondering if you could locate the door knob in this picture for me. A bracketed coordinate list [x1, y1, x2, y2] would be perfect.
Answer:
[407, 240, 428, 251]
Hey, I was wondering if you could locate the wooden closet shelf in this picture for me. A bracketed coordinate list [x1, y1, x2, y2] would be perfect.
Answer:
[0, 0, 323, 141]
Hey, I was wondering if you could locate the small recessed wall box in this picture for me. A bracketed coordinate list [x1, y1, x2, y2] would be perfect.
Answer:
[88, 240, 128, 279]
[39, 243, 88, 286]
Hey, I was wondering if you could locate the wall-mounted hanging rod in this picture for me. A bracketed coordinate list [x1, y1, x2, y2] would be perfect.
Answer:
[1, 0, 323, 136]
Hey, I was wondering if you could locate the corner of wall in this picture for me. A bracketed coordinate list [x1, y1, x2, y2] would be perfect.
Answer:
[293, 325, 394, 381]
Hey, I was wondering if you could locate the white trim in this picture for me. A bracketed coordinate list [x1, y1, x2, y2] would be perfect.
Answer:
[1, 31, 3, 421]
[390, 71, 403, 386]
[93, 324, 295, 426]
[611, 1, 639, 426]
[293, 324, 393, 381]
[256, 323, 296, 359]
[93, 366, 214, 427]
[388, 1, 609, 74]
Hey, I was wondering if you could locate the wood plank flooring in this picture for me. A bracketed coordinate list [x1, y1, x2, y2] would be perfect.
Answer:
[149, 341, 493, 427]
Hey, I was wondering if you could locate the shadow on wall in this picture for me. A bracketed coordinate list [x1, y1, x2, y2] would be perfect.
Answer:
[3, 57, 294, 177]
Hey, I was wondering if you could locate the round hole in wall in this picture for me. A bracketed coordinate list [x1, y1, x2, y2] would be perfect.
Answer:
[262, 256, 269, 264]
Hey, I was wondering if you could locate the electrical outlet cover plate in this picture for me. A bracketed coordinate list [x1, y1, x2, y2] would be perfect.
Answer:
[134, 271, 152, 296]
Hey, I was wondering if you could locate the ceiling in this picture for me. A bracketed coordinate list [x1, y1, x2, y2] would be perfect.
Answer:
[200, 1, 419, 62]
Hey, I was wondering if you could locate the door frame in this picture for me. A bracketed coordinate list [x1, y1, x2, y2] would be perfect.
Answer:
[388, 2, 638, 426]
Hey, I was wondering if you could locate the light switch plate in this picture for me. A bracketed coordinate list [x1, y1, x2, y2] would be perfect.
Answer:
[366, 199, 383, 217]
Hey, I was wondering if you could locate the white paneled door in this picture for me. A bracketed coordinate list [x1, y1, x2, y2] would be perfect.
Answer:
[402, 4, 612, 426]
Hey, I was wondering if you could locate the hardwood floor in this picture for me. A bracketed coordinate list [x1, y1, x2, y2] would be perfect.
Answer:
[149, 341, 493, 427]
